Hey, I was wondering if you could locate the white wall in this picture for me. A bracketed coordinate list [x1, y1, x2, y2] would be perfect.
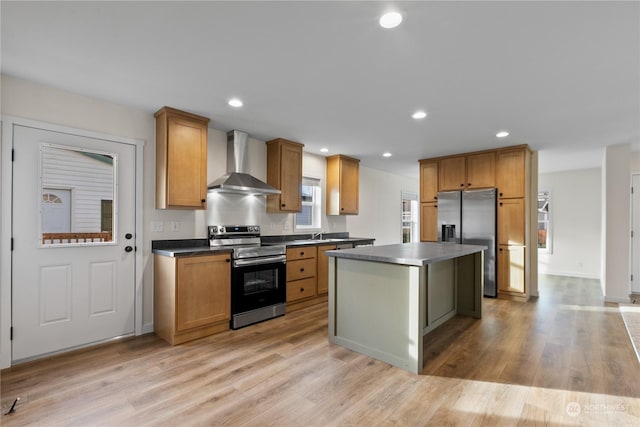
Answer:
[538, 168, 601, 278]
[601, 143, 632, 302]
[347, 165, 419, 245]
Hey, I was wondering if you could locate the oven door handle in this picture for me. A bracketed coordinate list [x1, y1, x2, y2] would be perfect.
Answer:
[233, 255, 286, 268]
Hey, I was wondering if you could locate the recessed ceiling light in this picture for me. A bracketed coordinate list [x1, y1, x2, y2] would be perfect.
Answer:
[228, 98, 243, 108]
[496, 131, 509, 138]
[320, 148, 329, 153]
[379, 12, 402, 29]
[412, 111, 427, 119]
[383, 152, 392, 158]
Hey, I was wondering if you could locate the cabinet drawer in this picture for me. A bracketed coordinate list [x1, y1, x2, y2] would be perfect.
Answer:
[287, 258, 317, 281]
[286, 246, 317, 261]
[287, 277, 317, 302]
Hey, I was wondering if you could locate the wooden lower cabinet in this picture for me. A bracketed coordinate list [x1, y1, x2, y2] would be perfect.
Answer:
[498, 245, 526, 296]
[286, 247, 318, 306]
[420, 202, 438, 242]
[154, 253, 231, 345]
[316, 244, 335, 295]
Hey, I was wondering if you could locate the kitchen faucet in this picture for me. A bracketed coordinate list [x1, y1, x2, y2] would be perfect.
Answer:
[311, 231, 324, 240]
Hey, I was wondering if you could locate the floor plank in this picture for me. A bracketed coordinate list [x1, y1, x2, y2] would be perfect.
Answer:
[1, 275, 639, 426]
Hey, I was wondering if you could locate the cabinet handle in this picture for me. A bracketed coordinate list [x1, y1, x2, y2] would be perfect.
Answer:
[226, 259, 231, 262]
[300, 268, 305, 272]
[341, 208, 345, 211]
[499, 248, 503, 252]
[434, 205, 437, 208]
[499, 202, 503, 206]
[468, 183, 472, 187]
[460, 183, 464, 187]
[499, 192, 503, 197]
[300, 287, 305, 292]
[201, 199, 206, 204]
[281, 203, 286, 207]
[434, 196, 437, 200]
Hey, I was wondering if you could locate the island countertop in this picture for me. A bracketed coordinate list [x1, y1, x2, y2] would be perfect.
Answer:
[326, 241, 487, 267]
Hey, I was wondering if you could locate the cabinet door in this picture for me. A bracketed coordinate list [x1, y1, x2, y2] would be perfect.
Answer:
[166, 115, 208, 208]
[439, 156, 466, 191]
[279, 142, 303, 211]
[340, 157, 359, 214]
[466, 152, 495, 189]
[496, 149, 525, 198]
[420, 202, 439, 242]
[420, 161, 439, 202]
[316, 244, 334, 295]
[498, 245, 525, 294]
[498, 198, 525, 245]
[266, 139, 304, 213]
[176, 254, 231, 332]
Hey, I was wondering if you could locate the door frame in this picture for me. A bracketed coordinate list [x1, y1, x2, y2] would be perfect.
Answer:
[0, 115, 145, 368]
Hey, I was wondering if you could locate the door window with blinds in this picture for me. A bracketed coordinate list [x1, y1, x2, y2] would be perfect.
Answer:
[40, 143, 116, 246]
[295, 177, 322, 231]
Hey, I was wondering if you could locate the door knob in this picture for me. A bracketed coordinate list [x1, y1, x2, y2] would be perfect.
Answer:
[125, 233, 133, 240]
[125, 246, 133, 253]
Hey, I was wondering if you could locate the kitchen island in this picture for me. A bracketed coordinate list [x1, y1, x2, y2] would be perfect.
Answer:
[326, 242, 486, 374]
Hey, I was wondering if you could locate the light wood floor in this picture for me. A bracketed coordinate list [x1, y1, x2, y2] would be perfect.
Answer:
[2, 275, 639, 426]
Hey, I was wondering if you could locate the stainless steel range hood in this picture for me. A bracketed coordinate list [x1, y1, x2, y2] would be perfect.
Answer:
[207, 130, 281, 195]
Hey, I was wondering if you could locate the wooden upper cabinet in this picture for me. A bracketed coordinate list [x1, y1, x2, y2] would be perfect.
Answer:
[466, 152, 495, 189]
[496, 148, 526, 198]
[439, 152, 495, 191]
[266, 138, 304, 213]
[439, 156, 466, 191]
[155, 106, 210, 209]
[420, 161, 439, 202]
[326, 155, 359, 215]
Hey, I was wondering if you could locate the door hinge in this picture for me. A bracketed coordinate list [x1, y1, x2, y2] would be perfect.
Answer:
[11, 149, 15, 162]
[10, 238, 13, 251]
[10, 327, 13, 341]
[632, 274, 634, 282]
[633, 230, 635, 238]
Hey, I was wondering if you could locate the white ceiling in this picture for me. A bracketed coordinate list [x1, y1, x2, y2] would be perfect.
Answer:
[1, 1, 638, 177]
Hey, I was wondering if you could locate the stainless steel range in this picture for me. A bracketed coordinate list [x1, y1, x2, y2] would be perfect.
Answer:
[208, 225, 286, 329]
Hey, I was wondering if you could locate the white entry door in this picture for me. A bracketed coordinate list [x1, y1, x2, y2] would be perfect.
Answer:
[12, 124, 137, 362]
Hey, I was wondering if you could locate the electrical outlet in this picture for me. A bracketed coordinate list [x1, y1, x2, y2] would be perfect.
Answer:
[170, 221, 179, 232]
[283, 222, 289, 230]
[151, 221, 164, 232]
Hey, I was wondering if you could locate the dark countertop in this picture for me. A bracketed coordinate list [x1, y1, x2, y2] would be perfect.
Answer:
[326, 242, 486, 267]
[152, 246, 233, 257]
[264, 237, 375, 248]
[152, 235, 375, 257]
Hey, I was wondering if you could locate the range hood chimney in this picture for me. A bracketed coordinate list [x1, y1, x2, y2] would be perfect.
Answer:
[207, 130, 281, 195]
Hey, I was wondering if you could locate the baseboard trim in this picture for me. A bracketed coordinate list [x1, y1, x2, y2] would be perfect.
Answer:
[538, 271, 600, 280]
[142, 322, 154, 335]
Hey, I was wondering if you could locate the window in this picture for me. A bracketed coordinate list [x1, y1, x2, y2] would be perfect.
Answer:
[40, 144, 115, 246]
[295, 177, 322, 231]
[538, 190, 552, 253]
[402, 192, 419, 243]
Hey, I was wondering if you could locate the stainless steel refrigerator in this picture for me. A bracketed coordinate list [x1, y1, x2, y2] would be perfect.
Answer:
[437, 189, 497, 297]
